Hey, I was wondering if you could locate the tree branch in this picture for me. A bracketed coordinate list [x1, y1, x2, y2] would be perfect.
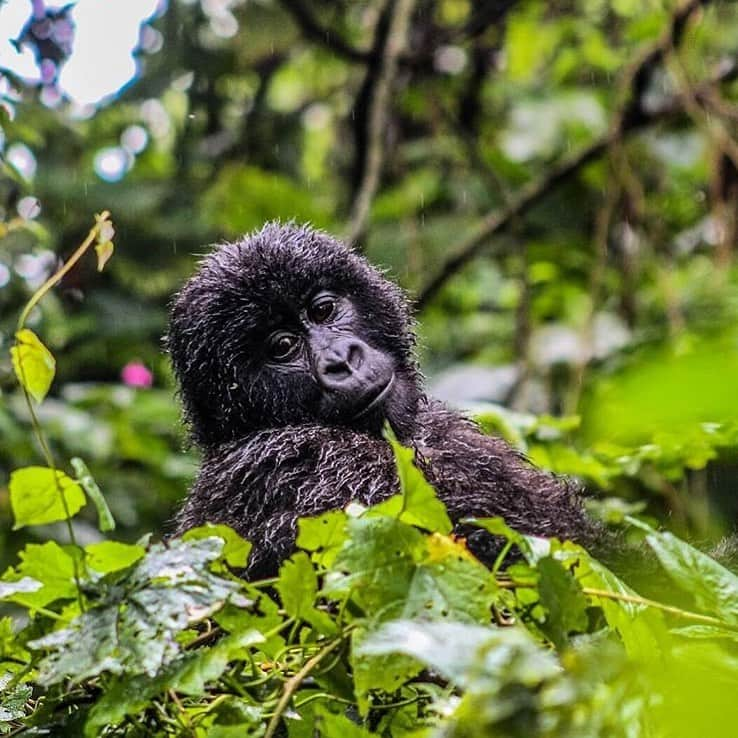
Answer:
[345, 0, 417, 248]
[415, 0, 717, 310]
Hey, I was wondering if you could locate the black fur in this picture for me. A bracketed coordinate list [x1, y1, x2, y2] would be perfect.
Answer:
[168, 223, 604, 580]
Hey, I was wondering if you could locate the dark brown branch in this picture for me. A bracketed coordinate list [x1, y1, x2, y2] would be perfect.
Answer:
[461, 0, 520, 39]
[345, 0, 417, 248]
[415, 0, 716, 310]
[416, 138, 613, 310]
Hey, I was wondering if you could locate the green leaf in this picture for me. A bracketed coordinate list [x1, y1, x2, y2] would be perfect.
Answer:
[339, 517, 497, 714]
[84, 541, 145, 574]
[556, 541, 666, 659]
[357, 619, 558, 688]
[83, 670, 172, 738]
[371, 168, 441, 222]
[371, 428, 452, 534]
[29, 538, 249, 684]
[276, 552, 336, 635]
[0, 578, 42, 600]
[409, 534, 498, 622]
[313, 704, 375, 737]
[10, 328, 56, 403]
[84, 632, 265, 737]
[350, 627, 423, 716]
[183, 523, 252, 568]
[296, 510, 348, 568]
[0, 617, 30, 664]
[2, 541, 78, 609]
[638, 523, 738, 624]
[0, 673, 31, 725]
[171, 628, 264, 695]
[9, 466, 85, 529]
[215, 588, 285, 659]
[70, 457, 115, 532]
[328, 516, 425, 615]
[537, 556, 588, 647]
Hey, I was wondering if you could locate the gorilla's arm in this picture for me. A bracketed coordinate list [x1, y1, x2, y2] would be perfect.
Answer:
[412, 402, 603, 563]
[173, 403, 603, 579]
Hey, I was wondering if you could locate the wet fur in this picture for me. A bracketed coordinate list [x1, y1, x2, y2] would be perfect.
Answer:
[168, 223, 602, 580]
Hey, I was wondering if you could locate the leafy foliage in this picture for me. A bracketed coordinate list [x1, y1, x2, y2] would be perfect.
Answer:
[3, 435, 738, 737]
[2, 261, 737, 733]
[4, 0, 738, 733]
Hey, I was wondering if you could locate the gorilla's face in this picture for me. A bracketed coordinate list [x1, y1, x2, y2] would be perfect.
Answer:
[259, 290, 397, 424]
[168, 223, 422, 447]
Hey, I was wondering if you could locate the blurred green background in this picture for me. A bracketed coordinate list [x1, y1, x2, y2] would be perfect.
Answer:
[2, 0, 738, 559]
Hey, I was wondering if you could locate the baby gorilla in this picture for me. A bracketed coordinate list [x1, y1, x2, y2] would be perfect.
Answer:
[168, 222, 602, 579]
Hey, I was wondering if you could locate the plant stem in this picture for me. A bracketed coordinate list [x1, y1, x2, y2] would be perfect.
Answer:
[498, 578, 738, 630]
[580, 587, 736, 629]
[263, 637, 345, 738]
[14, 212, 111, 611]
[17, 211, 108, 331]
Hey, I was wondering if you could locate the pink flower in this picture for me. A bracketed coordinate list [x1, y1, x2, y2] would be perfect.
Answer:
[121, 361, 153, 388]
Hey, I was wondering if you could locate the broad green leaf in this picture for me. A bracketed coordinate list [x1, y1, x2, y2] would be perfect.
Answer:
[408, 534, 498, 623]
[372, 168, 441, 222]
[371, 428, 452, 534]
[556, 541, 666, 659]
[202, 164, 332, 236]
[296, 510, 348, 568]
[70, 457, 115, 532]
[313, 703, 375, 737]
[84, 541, 145, 574]
[0, 617, 30, 663]
[83, 670, 173, 738]
[357, 619, 556, 688]
[214, 587, 285, 659]
[350, 627, 423, 716]
[342, 520, 497, 713]
[505, 4, 560, 81]
[328, 516, 425, 615]
[29, 538, 249, 684]
[9, 466, 85, 529]
[203, 700, 265, 738]
[183, 523, 252, 568]
[0, 673, 31, 725]
[638, 523, 738, 624]
[84, 633, 264, 737]
[276, 552, 336, 635]
[537, 556, 588, 647]
[171, 628, 264, 695]
[10, 328, 56, 403]
[2, 541, 77, 609]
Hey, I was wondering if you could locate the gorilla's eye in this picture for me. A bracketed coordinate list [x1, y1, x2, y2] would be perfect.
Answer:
[268, 332, 299, 361]
[308, 295, 336, 324]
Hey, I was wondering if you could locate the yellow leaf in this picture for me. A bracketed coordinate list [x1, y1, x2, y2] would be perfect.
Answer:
[11, 329, 56, 403]
[95, 240, 114, 271]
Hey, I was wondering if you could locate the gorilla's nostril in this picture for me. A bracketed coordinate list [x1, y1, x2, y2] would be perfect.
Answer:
[347, 344, 363, 370]
[325, 360, 349, 376]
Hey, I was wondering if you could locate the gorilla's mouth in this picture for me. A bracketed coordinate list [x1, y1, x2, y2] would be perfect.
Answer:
[352, 373, 396, 420]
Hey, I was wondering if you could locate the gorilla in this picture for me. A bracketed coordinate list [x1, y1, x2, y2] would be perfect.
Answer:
[167, 222, 612, 580]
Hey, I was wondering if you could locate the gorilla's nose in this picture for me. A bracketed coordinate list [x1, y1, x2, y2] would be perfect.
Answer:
[316, 338, 366, 390]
